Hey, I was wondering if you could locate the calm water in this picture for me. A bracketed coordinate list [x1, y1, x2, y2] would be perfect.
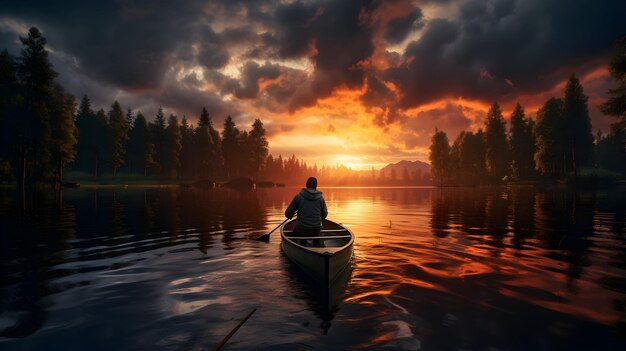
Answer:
[1, 186, 625, 350]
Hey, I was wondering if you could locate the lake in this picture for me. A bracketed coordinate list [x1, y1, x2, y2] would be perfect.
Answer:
[1, 186, 625, 350]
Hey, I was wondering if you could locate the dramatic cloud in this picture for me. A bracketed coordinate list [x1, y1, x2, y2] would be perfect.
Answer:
[0, 0, 624, 168]
[386, 0, 626, 109]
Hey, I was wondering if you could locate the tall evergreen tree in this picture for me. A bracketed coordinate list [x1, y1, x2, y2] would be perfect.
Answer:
[248, 119, 268, 181]
[74, 95, 94, 172]
[509, 103, 536, 180]
[150, 106, 166, 175]
[429, 129, 451, 186]
[484, 102, 509, 181]
[595, 120, 626, 174]
[75, 102, 108, 178]
[163, 115, 182, 179]
[108, 101, 128, 176]
[222, 115, 240, 179]
[195, 107, 217, 179]
[127, 112, 154, 176]
[459, 130, 486, 185]
[179, 116, 195, 178]
[238, 130, 252, 177]
[563, 75, 593, 176]
[48, 83, 77, 186]
[16, 27, 57, 186]
[534, 98, 565, 177]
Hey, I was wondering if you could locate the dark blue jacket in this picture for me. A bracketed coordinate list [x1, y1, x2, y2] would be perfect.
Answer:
[285, 188, 328, 229]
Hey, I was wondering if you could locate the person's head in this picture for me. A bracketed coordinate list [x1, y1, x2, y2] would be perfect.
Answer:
[306, 177, 317, 189]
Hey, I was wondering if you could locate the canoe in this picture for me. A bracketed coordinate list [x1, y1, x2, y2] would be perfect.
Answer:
[280, 219, 354, 286]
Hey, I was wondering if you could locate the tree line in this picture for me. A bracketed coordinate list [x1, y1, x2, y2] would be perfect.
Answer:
[261, 156, 431, 186]
[73, 100, 270, 183]
[429, 37, 626, 186]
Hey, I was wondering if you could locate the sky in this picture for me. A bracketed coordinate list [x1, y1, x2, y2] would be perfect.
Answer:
[1, 0, 625, 170]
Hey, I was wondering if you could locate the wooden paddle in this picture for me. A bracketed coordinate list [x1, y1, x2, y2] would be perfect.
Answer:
[256, 217, 291, 241]
[212, 308, 257, 351]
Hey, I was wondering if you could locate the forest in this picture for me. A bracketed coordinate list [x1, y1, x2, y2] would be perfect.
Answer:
[429, 37, 626, 186]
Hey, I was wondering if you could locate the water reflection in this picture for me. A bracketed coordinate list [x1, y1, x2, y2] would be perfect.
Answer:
[0, 186, 625, 350]
[280, 252, 353, 335]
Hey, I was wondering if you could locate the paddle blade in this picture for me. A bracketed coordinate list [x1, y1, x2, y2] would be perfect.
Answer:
[256, 233, 270, 241]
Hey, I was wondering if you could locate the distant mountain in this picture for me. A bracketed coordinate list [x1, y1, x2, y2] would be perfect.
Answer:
[379, 160, 430, 177]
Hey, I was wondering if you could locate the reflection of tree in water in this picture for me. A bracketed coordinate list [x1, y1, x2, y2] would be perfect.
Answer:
[427, 187, 601, 291]
[219, 188, 266, 245]
[0, 189, 77, 338]
[458, 188, 487, 238]
[430, 189, 452, 238]
[593, 189, 626, 334]
[0, 187, 271, 338]
[510, 187, 536, 252]
[535, 189, 594, 292]
[484, 189, 509, 257]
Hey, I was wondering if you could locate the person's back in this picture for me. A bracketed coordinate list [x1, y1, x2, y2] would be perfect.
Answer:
[285, 177, 328, 234]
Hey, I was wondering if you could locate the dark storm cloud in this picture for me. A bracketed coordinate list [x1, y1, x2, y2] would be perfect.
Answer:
[257, 66, 309, 111]
[383, 8, 424, 44]
[0, 28, 20, 54]
[1, 0, 625, 129]
[273, 1, 319, 58]
[403, 103, 473, 149]
[384, 18, 465, 108]
[159, 76, 234, 126]
[275, 0, 378, 111]
[385, 0, 626, 111]
[198, 27, 230, 70]
[229, 61, 281, 99]
[0, 0, 208, 90]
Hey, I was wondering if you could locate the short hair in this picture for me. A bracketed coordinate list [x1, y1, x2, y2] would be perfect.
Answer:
[306, 177, 317, 189]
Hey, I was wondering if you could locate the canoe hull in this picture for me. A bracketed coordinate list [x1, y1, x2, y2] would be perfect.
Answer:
[280, 219, 354, 285]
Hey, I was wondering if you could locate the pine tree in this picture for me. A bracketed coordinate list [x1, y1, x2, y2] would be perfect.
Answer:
[248, 119, 268, 181]
[74, 95, 93, 172]
[563, 75, 593, 176]
[128, 112, 154, 176]
[48, 83, 77, 187]
[16, 27, 57, 186]
[150, 106, 166, 175]
[92, 109, 109, 178]
[459, 130, 486, 185]
[195, 107, 216, 179]
[509, 103, 536, 180]
[429, 129, 451, 186]
[108, 101, 128, 176]
[222, 115, 240, 179]
[179, 116, 194, 178]
[163, 115, 182, 179]
[484, 102, 509, 181]
[534, 98, 565, 177]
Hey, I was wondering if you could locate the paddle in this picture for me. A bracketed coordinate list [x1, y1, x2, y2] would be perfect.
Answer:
[256, 217, 289, 241]
[212, 308, 257, 351]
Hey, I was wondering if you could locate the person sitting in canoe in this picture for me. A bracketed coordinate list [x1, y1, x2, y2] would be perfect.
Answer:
[285, 177, 328, 242]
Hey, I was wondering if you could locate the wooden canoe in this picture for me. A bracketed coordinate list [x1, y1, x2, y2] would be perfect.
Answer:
[280, 219, 354, 286]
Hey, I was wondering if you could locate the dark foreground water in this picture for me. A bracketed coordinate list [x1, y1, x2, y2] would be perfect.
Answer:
[1, 186, 625, 350]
